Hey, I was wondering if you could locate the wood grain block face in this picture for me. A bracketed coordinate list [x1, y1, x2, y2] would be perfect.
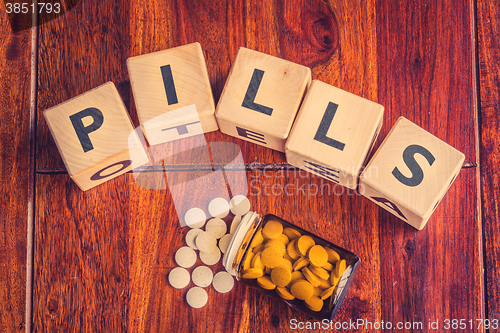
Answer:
[43, 82, 148, 191]
[359, 117, 465, 230]
[127, 42, 218, 145]
[215, 47, 311, 152]
[285, 80, 384, 189]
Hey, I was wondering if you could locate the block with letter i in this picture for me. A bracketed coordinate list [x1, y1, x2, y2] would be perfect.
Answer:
[285, 80, 384, 189]
[43, 82, 148, 191]
[127, 42, 218, 145]
[215, 47, 311, 152]
[359, 117, 465, 230]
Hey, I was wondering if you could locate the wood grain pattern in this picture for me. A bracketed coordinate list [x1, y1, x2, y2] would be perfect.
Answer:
[376, 0, 482, 331]
[0, 10, 31, 333]
[30, 0, 483, 332]
[477, 0, 500, 323]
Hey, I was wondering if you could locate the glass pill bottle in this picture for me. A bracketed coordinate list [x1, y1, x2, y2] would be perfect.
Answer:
[223, 211, 360, 320]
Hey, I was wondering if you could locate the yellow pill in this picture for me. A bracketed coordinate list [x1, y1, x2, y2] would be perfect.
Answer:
[252, 244, 265, 254]
[287, 240, 301, 260]
[283, 227, 302, 240]
[302, 266, 321, 287]
[308, 245, 328, 268]
[290, 271, 305, 285]
[276, 287, 295, 300]
[292, 257, 309, 271]
[257, 276, 277, 290]
[309, 266, 330, 281]
[241, 268, 264, 279]
[335, 259, 347, 278]
[278, 258, 293, 271]
[264, 240, 286, 256]
[313, 286, 323, 296]
[277, 233, 290, 246]
[251, 252, 265, 270]
[271, 266, 292, 287]
[322, 261, 334, 271]
[297, 235, 315, 256]
[320, 286, 335, 300]
[330, 273, 340, 286]
[304, 295, 324, 312]
[326, 247, 340, 264]
[260, 247, 283, 268]
[290, 279, 314, 300]
[249, 230, 264, 250]
[262, 220, 283, 240]
[243, 251, 255, 271]
[265, 266, 272, 275]
[319, 277, 332, 290]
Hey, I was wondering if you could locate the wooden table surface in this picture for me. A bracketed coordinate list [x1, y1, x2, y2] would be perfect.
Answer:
[1, 0, 499, 332]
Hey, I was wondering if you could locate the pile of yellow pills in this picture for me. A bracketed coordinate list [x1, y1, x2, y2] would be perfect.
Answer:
[238, 219, 348, 313]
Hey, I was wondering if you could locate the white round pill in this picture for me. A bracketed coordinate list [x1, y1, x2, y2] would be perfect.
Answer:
[212, 271, 234, 293]
[230, 195, 251, 216]
[195, 231, 218, 253]
[229, 214, 242, 234]
[218, 234, 232, 254]
[175, 246, 197, 268]
[185, 229, 204, 250]
[184, 207, 207, 229]
[186, 287, 208, 309]
[208, 197, 230, 218]
[168, 267, 190, 289]
[199, 247, 221, 266]
[192, 266, 213, 287]
[205, 218, 227, 239]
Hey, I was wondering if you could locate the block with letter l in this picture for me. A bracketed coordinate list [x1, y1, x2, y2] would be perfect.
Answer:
[43, 82, 148, 191]
[285, 80, 384, 189]
[215, 47, 311, 152]
[127, 42, 218, 145]
[359, 117, 465, 230]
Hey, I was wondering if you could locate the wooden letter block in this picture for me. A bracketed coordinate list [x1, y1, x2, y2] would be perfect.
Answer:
[43, 82, 148, 191]
[285, 80, 384, 189]
[215, 47, 311, 152]
[359, 117, 465, 230]
[127, 42, 218, 145]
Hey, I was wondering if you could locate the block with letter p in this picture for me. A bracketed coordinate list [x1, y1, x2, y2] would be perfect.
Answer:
[285, 80, 384, 189]
[43, 82, 148, 191]
[359, 117, 465, 230]
[127, 42, 218, 145]
[215, 47, 311, 152]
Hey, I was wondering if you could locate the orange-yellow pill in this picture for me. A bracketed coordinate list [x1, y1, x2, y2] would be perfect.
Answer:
[257, 275, 276, 290]
[260, 247, 283, 268]
[271, 266, 292, 288]
[262, 220, 283, 240]
[276, 287, 295, 300]
[320, 286, 335, 300]
[326, 247, 340, 264]
[290, 279, 314, 300]
[241, 268, 264, 279]
[309, 265, 330, 281]
[297, 235, 315, 256]
[308, 245, 328, 268]
[287, 240, 301, 260]
[305, 295, 324, 312]
[302, 266, 321, 287]
[283, 227, 301, 240]
[335, 259, 347, 278]
[292, 257, 309, 271]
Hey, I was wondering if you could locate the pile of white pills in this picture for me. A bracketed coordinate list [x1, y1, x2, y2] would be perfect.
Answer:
[168, 195, 251, 309]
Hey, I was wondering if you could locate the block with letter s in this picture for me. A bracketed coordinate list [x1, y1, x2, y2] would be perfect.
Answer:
[359, 117, 465, 230]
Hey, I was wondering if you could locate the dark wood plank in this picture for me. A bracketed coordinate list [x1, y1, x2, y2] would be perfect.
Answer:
[376, 0, 483, 331]
[477, 0, 500, 324]
[0, 9, 32, 333]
